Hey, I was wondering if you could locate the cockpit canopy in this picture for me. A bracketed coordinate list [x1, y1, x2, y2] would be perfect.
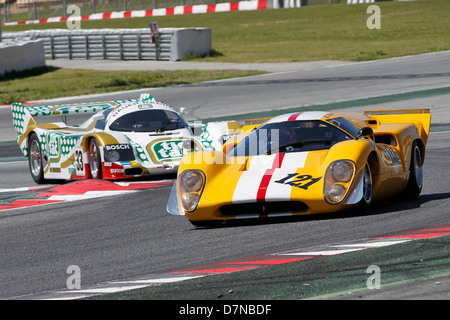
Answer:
[107, 109, 189, 133]
[231, 118, 357, 156]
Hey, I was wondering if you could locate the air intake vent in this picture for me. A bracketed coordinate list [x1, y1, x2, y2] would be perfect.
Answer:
[125, 168, 143, 176]
[220, 201, 308, 216]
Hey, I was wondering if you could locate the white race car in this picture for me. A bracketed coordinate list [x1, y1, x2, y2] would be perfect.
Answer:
[11, 94, 241, 184]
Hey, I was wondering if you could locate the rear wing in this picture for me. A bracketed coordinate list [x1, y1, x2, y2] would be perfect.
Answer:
[13, 93, 155, 118]
[11, 94, 156, 135]
[364, 109, 431, 145]
[11, 94, 156, 154]
[241, 117, 271, 133]
[14, 101, 117, 118]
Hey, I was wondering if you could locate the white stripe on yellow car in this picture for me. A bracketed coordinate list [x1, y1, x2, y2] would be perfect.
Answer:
[231, 152, 309, 203]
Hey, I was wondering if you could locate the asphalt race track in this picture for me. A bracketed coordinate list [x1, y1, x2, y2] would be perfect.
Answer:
[0, 52, 449, 299]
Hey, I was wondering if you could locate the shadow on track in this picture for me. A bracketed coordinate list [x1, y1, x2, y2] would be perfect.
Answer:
[189, 192, 450, 230]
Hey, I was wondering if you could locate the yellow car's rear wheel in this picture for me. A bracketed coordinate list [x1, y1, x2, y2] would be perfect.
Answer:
[405, 141, 423, 198]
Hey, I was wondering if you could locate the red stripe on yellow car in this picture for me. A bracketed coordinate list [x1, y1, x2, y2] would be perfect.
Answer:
[256, 153, 285, 202]
[232, 152, 309, 204]
[288, 112, 303, 121]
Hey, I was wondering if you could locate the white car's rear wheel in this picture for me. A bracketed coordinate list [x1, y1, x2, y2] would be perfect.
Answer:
[89, 139, 102, 179]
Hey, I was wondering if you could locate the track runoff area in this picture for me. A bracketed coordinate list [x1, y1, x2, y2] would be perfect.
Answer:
[17, 224, 450, 304]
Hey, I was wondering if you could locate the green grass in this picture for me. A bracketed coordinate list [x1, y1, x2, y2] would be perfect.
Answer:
[3, 0, 450, 62]
[0, 67, 263, 104]
[1, 0, 449, 103]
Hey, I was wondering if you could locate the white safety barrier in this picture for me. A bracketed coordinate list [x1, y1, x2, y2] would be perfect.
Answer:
[347, 0, 375, 4]
[2, 28, 212, 61]
[3, 0, 268, 26]
[0, 40, 46, 75]
[273, 0, 302, 9]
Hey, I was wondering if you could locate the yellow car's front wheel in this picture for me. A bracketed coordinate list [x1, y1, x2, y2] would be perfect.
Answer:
[360, 162, 373, 208]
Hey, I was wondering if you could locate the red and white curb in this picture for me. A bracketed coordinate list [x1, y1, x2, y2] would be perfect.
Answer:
[12, 223, 450, 300]
[0, 179, 173, 211]
[2, 0, 268, 26]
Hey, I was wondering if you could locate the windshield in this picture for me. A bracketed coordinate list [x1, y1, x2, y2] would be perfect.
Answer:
[231, 120, 353, 156]
[109, 110, 189, 133]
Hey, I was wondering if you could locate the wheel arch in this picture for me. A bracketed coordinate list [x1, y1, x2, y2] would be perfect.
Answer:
[83, 132, 127, 179]
[413, 138, 426, 164]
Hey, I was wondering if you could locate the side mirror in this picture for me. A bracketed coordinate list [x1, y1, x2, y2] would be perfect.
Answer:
[222, 140, 238, 154]
[92, 113, 105, 121]
[356, 127, 374, 139]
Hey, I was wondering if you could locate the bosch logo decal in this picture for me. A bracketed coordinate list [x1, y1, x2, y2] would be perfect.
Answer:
[105, 144, 131, 151]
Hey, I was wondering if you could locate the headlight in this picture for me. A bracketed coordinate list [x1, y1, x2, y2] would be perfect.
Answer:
[104, 144, 135, 162]
[179, 169, 205, 212]
[324, 160, 355, 204]
[181, 170, 203, 193]
[331, 161, 353, 182]
[105, 150, 120, 162]
[181, 193, 201, 212]
[326, 184, 347, 203]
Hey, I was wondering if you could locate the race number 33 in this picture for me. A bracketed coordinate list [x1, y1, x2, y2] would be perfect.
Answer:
[74, 147, 86, 176]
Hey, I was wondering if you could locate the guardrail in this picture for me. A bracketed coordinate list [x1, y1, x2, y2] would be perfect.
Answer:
[2, 28, 212, 61]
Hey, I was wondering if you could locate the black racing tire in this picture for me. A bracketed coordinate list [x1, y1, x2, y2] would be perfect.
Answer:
[404, 141, 423, 198]
[89, 138, 103, 179]
[28, 133, 46, 184]
[359, 161, 373, 208]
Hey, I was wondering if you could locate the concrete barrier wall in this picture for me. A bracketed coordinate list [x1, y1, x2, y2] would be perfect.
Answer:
[169, 28, 212, 61]
[0, 40, 46, 76]
[2, 28, 212, 61]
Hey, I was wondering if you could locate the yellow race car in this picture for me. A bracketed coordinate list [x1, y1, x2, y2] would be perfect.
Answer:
[167, 109, 431, 227]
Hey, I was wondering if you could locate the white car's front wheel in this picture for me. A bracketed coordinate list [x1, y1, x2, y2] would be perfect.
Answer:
[28, 133, 46, 184]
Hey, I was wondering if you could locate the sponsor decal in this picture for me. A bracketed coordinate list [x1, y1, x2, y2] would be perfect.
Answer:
[110, 105, 130, 118]
[47, 133, 61, 158]
[138, 104, 153, 110]
[148, 139, 200, 163]
[153, 140, 184, 160]
[105, 144, 131, 151]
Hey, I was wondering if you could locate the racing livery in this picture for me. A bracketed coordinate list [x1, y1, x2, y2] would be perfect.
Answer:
[11, 94, 241, 184]
[167, 109, 431, 226]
